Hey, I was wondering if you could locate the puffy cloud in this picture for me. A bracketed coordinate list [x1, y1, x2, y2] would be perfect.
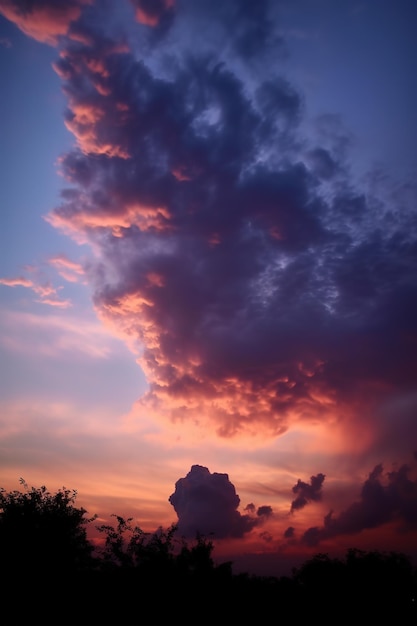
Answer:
[169, 465, 265, 539]
[291, 473, 325, 512]
[257, 505, 273, 518]
[302, 458, 417, 546]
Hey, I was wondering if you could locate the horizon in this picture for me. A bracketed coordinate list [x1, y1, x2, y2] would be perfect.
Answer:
[1, 0, 416, 580]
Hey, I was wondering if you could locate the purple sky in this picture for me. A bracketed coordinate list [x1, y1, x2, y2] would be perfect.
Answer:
[0, 0, 416, 577]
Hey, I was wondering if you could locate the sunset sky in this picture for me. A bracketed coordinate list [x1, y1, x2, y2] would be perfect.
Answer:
[1, 0, 416, 577]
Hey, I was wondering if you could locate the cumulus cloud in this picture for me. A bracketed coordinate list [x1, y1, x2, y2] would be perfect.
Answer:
[302, 458, 417, 546]
[2, 0, 417, 441]
[169, 465, 269, 539]
[257, 505, 273, 518]
[291, 473, 325, 512]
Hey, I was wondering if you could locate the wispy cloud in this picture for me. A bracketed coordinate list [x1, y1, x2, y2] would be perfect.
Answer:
[48, 255, 86, 283]
[0, 36, 12, 47]
[0, 308, 117, 359]
[0, 275, 72, 308]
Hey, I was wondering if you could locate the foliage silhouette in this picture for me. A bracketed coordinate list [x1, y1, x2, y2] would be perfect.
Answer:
[96, 513, 221, 578]
[0, 478, 96, 577]
[1, 480, 416, 625]
[293, 548, 417, 625]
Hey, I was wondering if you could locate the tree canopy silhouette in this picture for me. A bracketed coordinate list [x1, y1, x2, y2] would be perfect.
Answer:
[1, 480, 416, 626]
[0, 478, 96, 578]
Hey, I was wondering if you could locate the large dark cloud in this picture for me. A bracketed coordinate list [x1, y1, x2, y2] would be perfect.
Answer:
[169, 465, 268, 539]
[2, 0, 417, 440]
[291, 473, 325, 512]
[302, 458, 417, 546]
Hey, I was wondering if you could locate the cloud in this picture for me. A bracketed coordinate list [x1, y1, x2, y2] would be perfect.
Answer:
[0, 275, 71, 308]
[291, 473, 325, 512]
[302, 458, 417, 546]
[306, 148, 338, 180]
[259, 530, 273, 543]
[48, 255, 86, 283]
[0, 308, 120, 359]
[257, 505, 273, 518]
[131, 0, 175, 28]
[0, 276, 33, 289]
[284, 526, 295, 539]
[5, 0, 417, 443]
[169, 465, 264, 539]
[0, 0, 91, 45]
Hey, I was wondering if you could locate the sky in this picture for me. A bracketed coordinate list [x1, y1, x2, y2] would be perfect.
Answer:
[0, 0, 416, 577]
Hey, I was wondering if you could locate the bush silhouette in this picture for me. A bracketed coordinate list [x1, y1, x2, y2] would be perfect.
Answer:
[0, 479, 96, 577]
[1, 480, 416, 625]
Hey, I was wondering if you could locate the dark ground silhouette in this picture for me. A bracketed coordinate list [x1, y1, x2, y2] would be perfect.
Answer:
[1, 481, 416, 625]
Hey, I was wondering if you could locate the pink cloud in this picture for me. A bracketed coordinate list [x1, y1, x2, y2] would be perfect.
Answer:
[0, 275, 71, 308]
[0, 308, 122, 359]
[0, 0, 91, 45]
[64, 101, 130, 158]
[37, 297, 72, 308]
[48, 255, 85, 283]
[131, 0, 175, 27]
[0, 276, 33, 288]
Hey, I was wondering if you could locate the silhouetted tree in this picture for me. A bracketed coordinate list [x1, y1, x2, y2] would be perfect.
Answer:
[176, 532, 215, 577]
[97, 514, 179, 570]
[344, 548, 416, 625]
[2, 480, 416, 625]
[293, 548, 417, 625]
[1, 480, 98, 625]
[0, 479, 96, 578]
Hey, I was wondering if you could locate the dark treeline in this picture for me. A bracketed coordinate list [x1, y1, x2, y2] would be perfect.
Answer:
[1, 481, 416, 626]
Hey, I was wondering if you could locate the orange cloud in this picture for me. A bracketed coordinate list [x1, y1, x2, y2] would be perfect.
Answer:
[64, 102, 130, 158]
[47, 202, 171, 241]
